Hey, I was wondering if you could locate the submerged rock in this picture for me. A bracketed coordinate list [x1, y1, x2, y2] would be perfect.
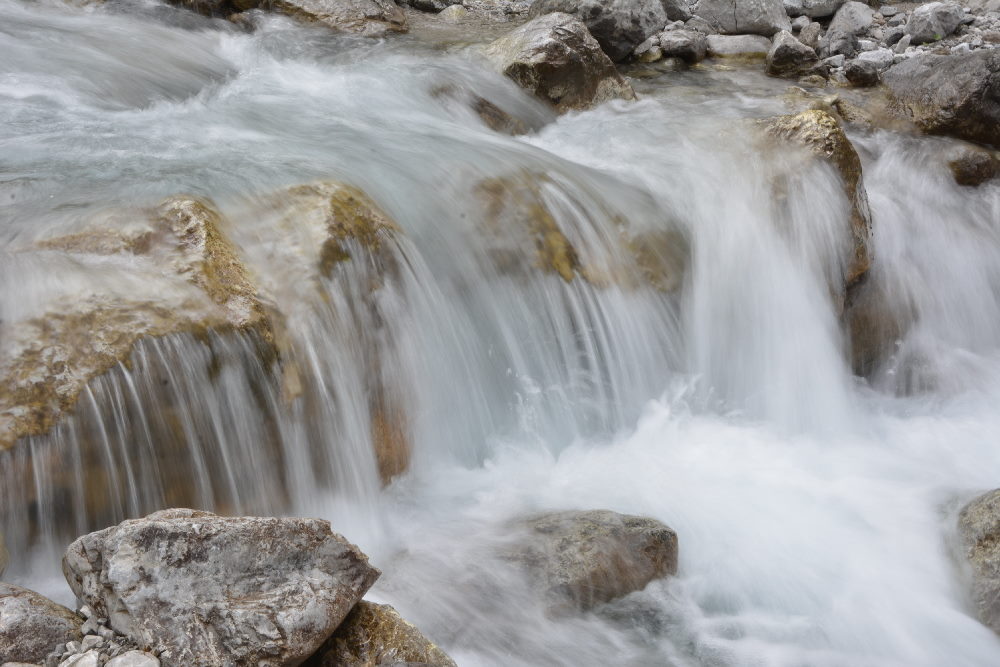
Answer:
[483, 13, 636, 112]
[958, 489, 1000, 635]
[528, 0, 691, 62]
[0, 583, 82, 664]
[884, 50, 1000, 148]
[507, 510, 678, 610]
[62, 509, 380, 667]
[304, 601, 456, 666]
[692, 0, 791, 36]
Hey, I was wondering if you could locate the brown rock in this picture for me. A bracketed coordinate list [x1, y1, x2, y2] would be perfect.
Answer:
[948, 145, 1000, 187]
[0, 583, 82, 664]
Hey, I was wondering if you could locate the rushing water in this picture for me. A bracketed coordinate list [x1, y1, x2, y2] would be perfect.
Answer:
[3, 0, 1000, 664]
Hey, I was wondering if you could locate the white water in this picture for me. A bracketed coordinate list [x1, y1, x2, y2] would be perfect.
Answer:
[3, 0, 1000, 665]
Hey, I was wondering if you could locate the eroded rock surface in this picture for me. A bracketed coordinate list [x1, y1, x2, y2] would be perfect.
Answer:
[692, 0, 791, 37]
[0, 583, 82, 665]
[958, 489, 1000, 635]
[170, 0, 408, 35]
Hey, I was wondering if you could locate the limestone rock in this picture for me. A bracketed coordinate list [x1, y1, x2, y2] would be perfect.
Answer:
[948, 145, 1000, 187]
[0, 583, 82, 665]
[170, 0, 408, 36]
[905, 1, 965, 45]
[62, 509, 380, 667]
[799, 21, 822, 49]
[884, 50, 1000, 148]
[767, 30, 820, 77]
[303, 601, 456, 666]
[483, 13, 636, 113]
[707, 34, 773, 58]
[529, 0, 691, 62]
[784, 0, 845, 18]
[105, 651, 160, 667]
[958, 489, 1000, 635]
[658, 29, 708, 63]
[507, 510, 678, 610]
[692, 0, 791, 36]
[820, 1, 873, 57]
[0, 532, 6, 578]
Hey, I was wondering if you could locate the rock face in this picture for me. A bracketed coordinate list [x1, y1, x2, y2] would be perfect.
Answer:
[949, 145, 1000, 186]
[304, 602, 457, 666]
[508, 510, 678, 610]
[766, 30, 820, 77]
[759, 110, 872, 289]
[884, 50, 1000, 148]
[484, 13, 636, 113]
[692, 0, 791, 37]
[62, 509, 380, 667]
[783, 0, 844, 18]
[0, 583, 83, 664]
[958, 489, 1000, 635]
[529, 0, 691, 62]
[658, 29, 709, 63]
[170, 0, 407, 36]
[905, 1, 965, 45]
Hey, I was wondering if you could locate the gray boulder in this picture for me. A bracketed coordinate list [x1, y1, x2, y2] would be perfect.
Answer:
[884, 50, 1000, 148]
[707, 34, 774, 57]
[844, 57, 880, 86]
[799, 21, 822, 49]
[169, 0, 408, 35]
[659, 29, 709, 63]
[0, 583, 82, 664]
[821, 1, 873, 57]
[483, 13, 636, 113]
[692, 0, 791, 36]
[905, 1, 966, 45]
[784, 0, 845, 18]
[949, 144, 1000, 186]
[106, 651, 161, 667]
[0, 531, 7, 579]
[767, 30, 820, 76]
[856, 47, 894, 70]
[507, 510, 678, 610]
[528, 0, 691, 62]
[62, 509, 380, 667]
[958, 489, 1000, 634]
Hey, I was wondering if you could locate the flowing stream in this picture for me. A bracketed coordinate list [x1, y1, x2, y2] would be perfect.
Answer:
[3, 0, 1000, 664]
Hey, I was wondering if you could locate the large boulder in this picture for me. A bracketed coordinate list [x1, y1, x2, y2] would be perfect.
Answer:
[766, 30, 820, 77]
[304, 601, 456, 666]
[958, 489, 1000, 635]
[905, 1, 965, 45]
[820, 0, 873, 57]
[783, 0, 845, 18]
[0, 583, 83, 664]
[884, 50, 1000, 148]
[483, 13, 636, 113]
[62, 509, 380, 667]
[692, 0, 791, 37]
[507, 510, 678, 610]
[170, 0, 408, 36]
[528, 0, 691, 62]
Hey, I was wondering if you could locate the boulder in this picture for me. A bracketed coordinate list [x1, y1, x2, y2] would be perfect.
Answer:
[767, 30, 820, 77]
[169, 0, 408, 35]
[483, 13, 636, 113]
[0, 583, 82, 664]
[905, 1, 965, 45]
[784, 0, 845, 18]
[821, 0, 873, 57]
[707, 34, 774, 58]
[884, 50, 1000, 148]
[856, 47, 894, 71]
[528, 0, 691, 63]
[106, 652, 161, 667]
[759, 110, 872, 288]
[62, 509, 380, 667]
[507, 510, 678, 610]
[844, 57, 880, 86]
[692, 0, 791, 36]
[958, 489, 1000, 635]
[658, 29, 709, 63]
[948, 145, 1000, 186]
[303, 601, 456, 666]
[799, 21, 822, 49]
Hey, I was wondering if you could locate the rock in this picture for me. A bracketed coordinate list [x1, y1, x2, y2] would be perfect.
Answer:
[483, 13, 636, 113]
[169, 0, 408, 35]
[507, 510, 678, 610]
[879, 5, 897, 18]
[658, 29, 709, 63]
[948, 145, 1000, 186]
[905, 1, 965, 45]
[884, 50, 1000, 148]
[0, 532, 6, 578]
[692, 0, 791, 36]
[844, 57, 880, 85]
[844, 278, 908, 377]
[528, 0, 690, 63]
[958, 489, 1000, 635]
[821, 1, 873, 57]
[784, 0, 845, 18]
[59, 652, 98, 667]
[62, 509, 380, 667]
[707, 34, 774, 57]
[759, 110, 872, 288]
[824, 53, 846, 68]
[0, 584, 82, 665]
[799, 21, 822, 49]
[303, 602, 456, 666]
[437, 4, 466, 20]
[791, 15, 810, 31]
[893, 33, 911, 53]
[767, 30, 820, 77]
[105, 651, 160, 667]
[637, 45, 663, 62]
[857, 47, 894, 70]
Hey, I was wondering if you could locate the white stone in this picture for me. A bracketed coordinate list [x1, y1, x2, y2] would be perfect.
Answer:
[106, 651, 160, 667]
[58, 651, 99, 667]
[858, 47, 894, 69]
[706, 34, 774, 57]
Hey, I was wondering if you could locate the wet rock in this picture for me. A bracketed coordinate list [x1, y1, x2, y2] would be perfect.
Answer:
[844, 57, 880, 86]
[0, 583, 82, 665]
[759, 110, 872, 288]
[528, 0, 690, 62]
[252, 0, 408, 36]
[105, 651, 160, 667]
[884, 50, 1000, 148]
[799, 21, 822, 49]
[905, 1, 965, 45]
[507, 510, 678, 610]
[948, 144, 1000, 186]
[958, 489, 1000, 635]
[483, 13, 636, 112]
[767, 30, 820, 77]
[707, 34, 774, 58]
[843, 277, 909, 376]
[303, 601, 456, 666]
[658, 29, 708, 63]
[692, 0, 791, 36]
[0, 531, 6, 578]
[62, 509, 380, 667]
[784, 0, 845, 18]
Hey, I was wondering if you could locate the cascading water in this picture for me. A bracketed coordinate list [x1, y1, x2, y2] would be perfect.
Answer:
[3, 0, 1000, 664]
